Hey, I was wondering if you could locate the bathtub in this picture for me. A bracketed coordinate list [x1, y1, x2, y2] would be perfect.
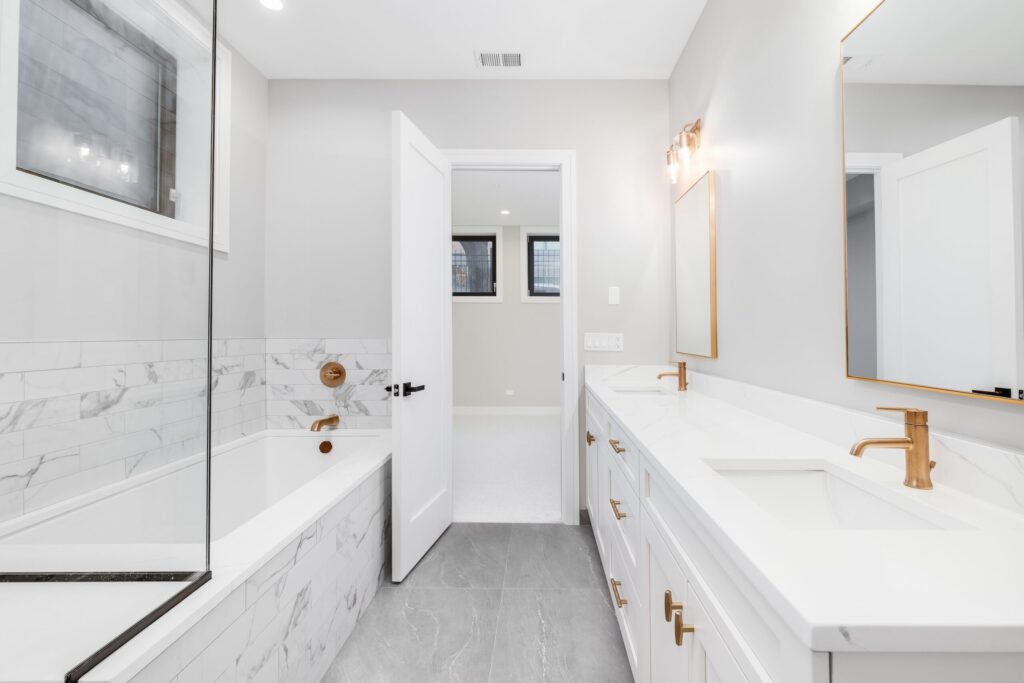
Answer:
[0, 430, 392, 683]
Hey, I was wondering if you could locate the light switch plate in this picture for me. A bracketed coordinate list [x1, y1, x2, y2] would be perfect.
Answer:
[584, 333, 624, 352]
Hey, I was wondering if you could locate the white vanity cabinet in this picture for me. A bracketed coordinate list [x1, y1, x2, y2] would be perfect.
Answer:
[585, 387, 825, 683]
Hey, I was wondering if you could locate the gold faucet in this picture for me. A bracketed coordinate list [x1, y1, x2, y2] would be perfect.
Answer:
[850, 407, 935, 490]
[657, 361, 688, 392]
[310, 415, 340, 432]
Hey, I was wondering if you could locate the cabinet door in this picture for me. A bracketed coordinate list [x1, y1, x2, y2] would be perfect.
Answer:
[688, 588, 747, 683]
[585, 419, 599, 524]
[647, 527, 691, 682]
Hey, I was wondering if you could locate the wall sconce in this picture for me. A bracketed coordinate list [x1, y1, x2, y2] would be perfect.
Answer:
[666, 118, 702, 184]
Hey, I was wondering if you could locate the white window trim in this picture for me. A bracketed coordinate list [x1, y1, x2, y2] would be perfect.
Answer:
[520, 226, 560, 303]
[0, 0, 232, 252]
[452, 226, 503, 303]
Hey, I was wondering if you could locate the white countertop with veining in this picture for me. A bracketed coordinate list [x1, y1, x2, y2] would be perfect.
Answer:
[586, 365, 1024, 653]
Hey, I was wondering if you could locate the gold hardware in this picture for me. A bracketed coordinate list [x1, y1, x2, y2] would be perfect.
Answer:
[657, 361, 689, 392]
[319, 440, 333, 454]
[608, 438, 626, 454]
[609, 498, 626, 520]
[850, 407, 934, 490]
[674, 611, 695, 646]
[310, 415, 340, 432]
[664, 590, 683, 622]
[319, 362, 346, 388]
[610, 578, 628, 608]
[586, 431, 596, 446]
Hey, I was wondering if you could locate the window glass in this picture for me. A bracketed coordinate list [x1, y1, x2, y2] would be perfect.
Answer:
[17, 0, 178, 216]
[452, 235, 497, 296]
[528, 235, 560, 296]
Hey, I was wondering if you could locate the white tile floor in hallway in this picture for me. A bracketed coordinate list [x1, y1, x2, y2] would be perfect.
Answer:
[321, 523, 631, 682]
[453, 412, 562, 523]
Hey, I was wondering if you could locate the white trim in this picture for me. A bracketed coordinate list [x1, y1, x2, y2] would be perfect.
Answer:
[454, 406, 560, 416]
[444, 148, 579, 526]
[845, 152, 902, 174]
[452, 225, 503, 303]
[520, 226, 561, 303]
[0, 0, 231, 252]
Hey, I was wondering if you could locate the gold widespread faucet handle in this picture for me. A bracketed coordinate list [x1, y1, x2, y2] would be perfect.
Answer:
[876, 406, 929, 425]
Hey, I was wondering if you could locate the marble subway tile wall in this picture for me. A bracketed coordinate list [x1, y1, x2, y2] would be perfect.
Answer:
[266, 339, 391, 431]
[0, 339, 267, 523]
[130, 464, 390, 683]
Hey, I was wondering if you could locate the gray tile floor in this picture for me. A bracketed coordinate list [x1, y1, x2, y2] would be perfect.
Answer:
[321, 523, 632, 683]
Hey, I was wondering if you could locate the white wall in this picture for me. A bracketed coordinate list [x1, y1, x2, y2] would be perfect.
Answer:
[0, 49, 268, 342]
[264, 80, 673, 364]
[453, 226, 561, 407]
[667, 0, 1024, 451]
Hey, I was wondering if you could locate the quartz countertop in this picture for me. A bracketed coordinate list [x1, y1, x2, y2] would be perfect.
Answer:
[586, 365, 1024, 653]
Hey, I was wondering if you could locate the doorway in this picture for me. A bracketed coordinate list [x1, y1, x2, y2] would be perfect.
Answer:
[446, 150, 579, 526]
[451, 169, 562, 522]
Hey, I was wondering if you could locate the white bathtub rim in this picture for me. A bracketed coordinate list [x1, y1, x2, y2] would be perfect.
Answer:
[0, 429, 378, 541]
[73, 431, 391, 683]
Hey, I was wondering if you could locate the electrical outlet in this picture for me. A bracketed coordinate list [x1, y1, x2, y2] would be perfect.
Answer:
[584, 333, 624, 352]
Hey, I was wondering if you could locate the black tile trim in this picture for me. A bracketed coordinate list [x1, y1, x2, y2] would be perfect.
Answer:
[64, 570, 212, 683]
[0, 571, 200, 583]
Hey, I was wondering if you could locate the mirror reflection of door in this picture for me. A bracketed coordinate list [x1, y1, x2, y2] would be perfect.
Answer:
[842, 0, 1024, 402]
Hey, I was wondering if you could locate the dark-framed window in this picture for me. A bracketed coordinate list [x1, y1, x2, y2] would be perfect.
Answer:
[527, 234, 560, 297]
[16, 0, 179, 217]
[452, 234, 497, 296]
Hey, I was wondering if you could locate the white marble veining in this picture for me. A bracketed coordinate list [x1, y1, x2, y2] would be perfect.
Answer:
[587, 365, 1024, 653]
[0, 337, 391, 526]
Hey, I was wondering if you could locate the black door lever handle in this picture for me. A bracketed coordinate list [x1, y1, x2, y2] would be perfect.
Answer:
[402, 382, 426, 396]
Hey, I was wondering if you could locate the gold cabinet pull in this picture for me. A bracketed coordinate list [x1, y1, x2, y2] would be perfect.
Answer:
[674, 611, 695, 646]
[609, 498, 627, 520]
[664, 590, 683, 622]
[610, 578, 628, 608]
[608, 438, 626, 454]
[586, 431, 596, 445]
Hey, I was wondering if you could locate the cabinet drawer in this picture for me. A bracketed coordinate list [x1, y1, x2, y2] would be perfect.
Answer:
[608, 536, 642, 680]
[608, 454, 641, 574]
[607, 419, 641, 492]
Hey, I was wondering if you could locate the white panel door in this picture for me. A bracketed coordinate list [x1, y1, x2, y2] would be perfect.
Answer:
[687, 588, 747, 683]
[391, 111, 453, 582]
[877, 117, 1022, 396]
[647, 526, 691, 682]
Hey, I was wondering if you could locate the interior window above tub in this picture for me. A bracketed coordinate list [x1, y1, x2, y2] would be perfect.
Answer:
[16, 0, 178, 216]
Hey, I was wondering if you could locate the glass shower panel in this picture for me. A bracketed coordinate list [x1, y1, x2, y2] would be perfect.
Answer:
[0, 0, 215, 679]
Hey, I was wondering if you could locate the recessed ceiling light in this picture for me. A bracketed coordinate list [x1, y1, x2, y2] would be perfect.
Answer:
[500, 209, 511, 215]
[260, 0, 283, 10]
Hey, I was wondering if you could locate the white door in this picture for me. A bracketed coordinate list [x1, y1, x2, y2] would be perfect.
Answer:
[877, 117, 1022, 396]
[391, 111, 453, 582]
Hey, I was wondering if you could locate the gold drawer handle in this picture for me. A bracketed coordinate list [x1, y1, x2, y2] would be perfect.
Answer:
[664, 590, 683, 622]
[586, 431, 596, 445]
[608, 438, 626, 454]
[609, 498, 627, 520]
[610, 578, 628, 608]
[674, 611, 695, 646]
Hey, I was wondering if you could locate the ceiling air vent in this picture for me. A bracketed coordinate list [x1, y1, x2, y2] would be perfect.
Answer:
[477, 52, 523, 68]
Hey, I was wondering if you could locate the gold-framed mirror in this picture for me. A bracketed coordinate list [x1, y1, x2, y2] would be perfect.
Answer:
[674, 170, 718, 358]
[840, 0, 1024, 404]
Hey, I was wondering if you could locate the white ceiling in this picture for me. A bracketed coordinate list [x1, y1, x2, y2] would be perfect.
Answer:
[453, 170, 560, 227]
[843, 0, 1024, 86]
[217, 0, 707, 79]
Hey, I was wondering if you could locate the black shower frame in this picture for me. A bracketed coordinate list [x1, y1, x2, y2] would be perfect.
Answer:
[0, 2, 219, 681]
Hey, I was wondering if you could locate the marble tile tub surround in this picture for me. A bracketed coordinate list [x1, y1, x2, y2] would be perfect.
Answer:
[265, 338, 391, 431]
[0, 339, 267, 523]
[0, 337, 391, 523]
[590, 366, 1024, 517]
[116, 463, 391, 683]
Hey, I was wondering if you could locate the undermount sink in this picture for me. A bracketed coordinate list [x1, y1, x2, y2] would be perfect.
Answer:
[709, 463, 967, 530]
[607, 381, 676, 395]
